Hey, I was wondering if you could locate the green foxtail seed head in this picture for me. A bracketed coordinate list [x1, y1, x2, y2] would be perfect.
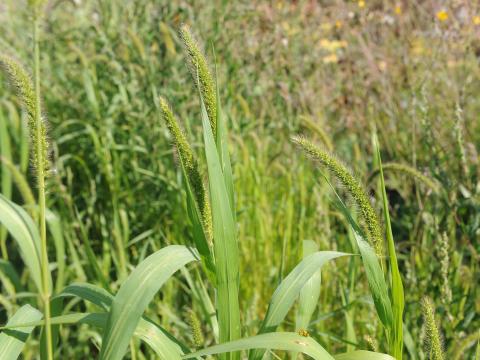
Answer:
[364, 335, 378, 352]
[293, 136, 384, 257]
[188, 309, 204, 348]
[0, 55, 49, 175]
[438, 232, 452, 304]
[179, 24, 217, 138]
[159, 97, 213, 242]
[422, 297, 445, 360]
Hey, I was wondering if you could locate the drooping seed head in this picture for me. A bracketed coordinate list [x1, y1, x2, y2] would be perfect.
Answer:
[159, 96, 212, 242]
[0, 54, 49, 175]
[179, 24, 217, 138]
[293, 136, 384, 257]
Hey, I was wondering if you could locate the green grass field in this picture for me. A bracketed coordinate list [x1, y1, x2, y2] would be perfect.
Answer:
[0, 1, 479, 359]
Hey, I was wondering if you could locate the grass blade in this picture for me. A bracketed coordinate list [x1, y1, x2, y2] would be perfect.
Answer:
[0, 304, 42, 360]
[99, 245, 198, 360]
[200, 94, 241, 356]
[334, 350, 395, 360]
[250, 251, 347, 360]
[374, 135, 404, 359]
[0, 194, 48, 292]
[183, 332, 335, 360]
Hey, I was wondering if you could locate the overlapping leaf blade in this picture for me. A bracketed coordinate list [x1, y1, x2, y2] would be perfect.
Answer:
[0, 304, 42, 360]
[99, 245, 198, 360]
[183, 332, 335, 360]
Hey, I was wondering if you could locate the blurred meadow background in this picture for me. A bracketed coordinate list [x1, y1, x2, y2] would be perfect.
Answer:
[0, 0, 479, 359]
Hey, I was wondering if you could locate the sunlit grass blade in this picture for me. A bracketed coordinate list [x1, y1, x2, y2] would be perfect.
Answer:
[334, 350, 395, 360]
[200, 94, 241, 357]
[374, 135, 404, 359]
[0, 194, 48, 292]
[99, 245, 198, 360]
[214, 65, 234, 214]
[250, 251, 347, 360]
[296, 240, 322, 331]
[1, 312, 185, 360]
[0, 304, 42, 360]
[183, 332, 335, 360]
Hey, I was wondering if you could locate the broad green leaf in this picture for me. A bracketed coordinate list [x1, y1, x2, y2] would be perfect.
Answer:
[56, 282, 113, 311]
[56, 283, 189, 358]
[0, 304, 42, 360]
[296, 240, 322, 331]
[183, 332, 334, 360]
[1, 312, 184, 360]
[214, 67, 234, 214]
[99, 245, 198, 360]
[250, 251, 347, 360]
[374, 135, 404, 359]
[334, 350, 395, 360]
[200, 94, 241, 355]
[260, 251, 347, 333]
[0, 194, 50, 292]
[0, 259, 22, 293]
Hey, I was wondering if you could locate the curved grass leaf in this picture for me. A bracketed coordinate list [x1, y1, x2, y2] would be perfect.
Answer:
[1, 312, 184, 360]
[183, 332, 334, 359]
[334, 350, 395, 360]
[0, 194, 50, 292]
[99, 245, 198, 360]
[296, 240, 322, 331]
[56, 282, 190, 358]
[0, 304, 42, 360]
[250, 251, 347, 360]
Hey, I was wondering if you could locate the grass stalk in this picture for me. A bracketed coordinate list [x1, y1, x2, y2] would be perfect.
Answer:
[33, 9, 53, 360]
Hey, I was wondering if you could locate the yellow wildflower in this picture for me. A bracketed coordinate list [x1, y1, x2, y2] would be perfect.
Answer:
[320, 39, 348, 51]
[474, 16, 480, 25]
[436, 10, 448, 22]
[323, 54, 338, 64]
[358, 0, 365, 8]
[395, 5, 402, 15]
[335, 20, 343, 29]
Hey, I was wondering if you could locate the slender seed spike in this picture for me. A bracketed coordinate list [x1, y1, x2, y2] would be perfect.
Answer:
[179, 24, 217, 138]
[293, 136, 384, 257]
[422, 297, 445, 360]
[0, 55, 49, 174]
[438, 232, 452, 304]
[159, 97, 213, 241]
[188, 309, 204, 348]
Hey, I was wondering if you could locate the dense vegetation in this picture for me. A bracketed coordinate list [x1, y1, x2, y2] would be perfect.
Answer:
[0, 1, 478, 359]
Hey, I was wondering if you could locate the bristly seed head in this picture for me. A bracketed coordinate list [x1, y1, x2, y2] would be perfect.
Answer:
[292, 136, 384, 257]
[159, 96, 213, 242]
[421, 297, 445, 360]
[179, 24, 217, 138]
[0, 54, 50, 175]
